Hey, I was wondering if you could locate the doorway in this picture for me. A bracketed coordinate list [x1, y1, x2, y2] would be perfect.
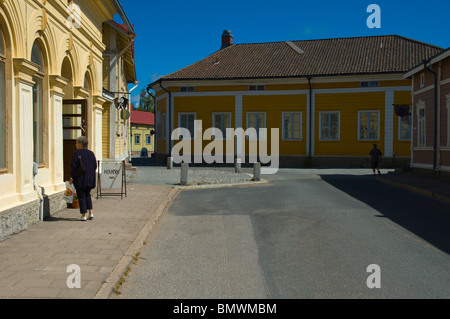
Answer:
[63, 99, 88, 181]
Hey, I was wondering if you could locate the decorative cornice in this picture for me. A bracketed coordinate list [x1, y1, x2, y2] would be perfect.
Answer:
[49, 75, 68, 97]
[74, 86, 90, 99]
[13, 58, 40, 86]
[93, 95, 108, 106]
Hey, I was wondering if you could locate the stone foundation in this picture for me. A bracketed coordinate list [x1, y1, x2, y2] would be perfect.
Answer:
[0, 190, 66, 242]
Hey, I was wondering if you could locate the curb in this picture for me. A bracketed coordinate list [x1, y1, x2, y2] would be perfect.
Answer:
[376, 177, 450, 203]
[93, 187, 180, 299]
[176, 179, 269, 190]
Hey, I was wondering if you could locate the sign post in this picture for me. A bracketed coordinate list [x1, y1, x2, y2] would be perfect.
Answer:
[97, 160, 127, 199]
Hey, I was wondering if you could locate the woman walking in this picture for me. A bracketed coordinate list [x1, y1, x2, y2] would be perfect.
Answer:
[70, 136, 97, 221]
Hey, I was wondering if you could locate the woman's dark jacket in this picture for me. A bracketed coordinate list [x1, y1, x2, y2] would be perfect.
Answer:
[70, 148, 97, 189]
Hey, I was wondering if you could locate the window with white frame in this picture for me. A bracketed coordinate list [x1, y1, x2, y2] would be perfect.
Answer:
[31, 41, 45, 165]
[247, 112, 266, 139]
[319, 112, 340, 140]
[146, 134, 152, 145]
[179, 113, 196, 139]
[399, 115, 412, 141]
[180, 87, 195, 92]
[417, 106, 426, 147]
[358, 111, 379, 140]
[282, 112, 302, 140]
[213, 112, 231, 139]
[134, 134, 141, 145]
[0, 28, 6, 170]
[249, 85, 265, 91]
[360, 81, 379, 88]
[420, 73, 425, 88]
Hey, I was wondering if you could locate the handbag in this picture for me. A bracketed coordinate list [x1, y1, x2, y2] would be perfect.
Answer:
[74, 152, 86, 178]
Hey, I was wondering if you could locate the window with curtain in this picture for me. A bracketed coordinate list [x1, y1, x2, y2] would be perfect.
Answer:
[179, 113, 196, 139]
[320, 112, 340, 140]
[418, 108, 426, 146]
[0, 29, 7, 170]
[399, 115, 412, 141]
[359, 111, 379, 140]
[247, 112, 265, 140]
[31, 41, 45, 165]
[283, 112, 302, 140]
[213, 113, 231, 139]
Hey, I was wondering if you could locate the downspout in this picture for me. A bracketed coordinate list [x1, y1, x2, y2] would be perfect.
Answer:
[33, 163, 44, 221]
[147, 85, 157, 155]
[423, 60, 438, 171]
[307, 77, 313, 162]
[159, 80, 172, 157]
[126, 82, 139, 160]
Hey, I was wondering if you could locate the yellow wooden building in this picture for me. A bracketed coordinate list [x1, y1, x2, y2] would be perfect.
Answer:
[149, 32, 444, 167]
[0, 0, 136, 241]
[130, 109, 155, 156]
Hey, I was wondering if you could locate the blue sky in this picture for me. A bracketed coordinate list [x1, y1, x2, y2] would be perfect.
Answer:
[117, 0, 450, 106]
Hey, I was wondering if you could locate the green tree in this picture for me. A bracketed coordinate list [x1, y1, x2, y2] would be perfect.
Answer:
[134, 88, 154, 113]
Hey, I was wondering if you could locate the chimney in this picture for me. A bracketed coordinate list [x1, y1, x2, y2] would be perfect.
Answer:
[221, 30, 233, 49]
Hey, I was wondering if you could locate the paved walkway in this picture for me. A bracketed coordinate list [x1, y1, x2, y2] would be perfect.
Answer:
[377, 172, 450, 203]
[1, 166, 448, 299]
[0, 184, 177, 299]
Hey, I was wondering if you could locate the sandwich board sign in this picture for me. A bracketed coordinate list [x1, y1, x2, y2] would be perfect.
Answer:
[97, 160, 127, 199]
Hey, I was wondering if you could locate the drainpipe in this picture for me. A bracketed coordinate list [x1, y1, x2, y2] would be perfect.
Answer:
[307, 77, 313, 162]
[423, 60, 438, 171]
[147, 84, 157, 155]
[159, 80, 172, 157]
[126, 81, 139, 161]
[33, 162, 44, 221]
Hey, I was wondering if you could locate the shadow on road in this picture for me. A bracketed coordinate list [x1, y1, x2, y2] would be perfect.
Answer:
[319, 174, 450, 255]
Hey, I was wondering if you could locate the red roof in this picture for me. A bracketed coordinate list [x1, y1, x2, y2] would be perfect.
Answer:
[131, 110, 154, 125]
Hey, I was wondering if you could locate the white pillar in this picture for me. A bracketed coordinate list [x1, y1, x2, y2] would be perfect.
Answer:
[385, 89, 394, 158]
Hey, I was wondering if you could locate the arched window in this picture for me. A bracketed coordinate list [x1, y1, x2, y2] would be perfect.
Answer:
[0, 28, 6, 170]
[31, 41, 45, 165]
[84, 73, 89, 90]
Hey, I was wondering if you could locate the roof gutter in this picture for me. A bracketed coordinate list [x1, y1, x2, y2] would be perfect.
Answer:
[110, 0, 134, 34]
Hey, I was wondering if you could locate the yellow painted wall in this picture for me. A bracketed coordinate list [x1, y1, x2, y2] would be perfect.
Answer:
[131, 125, 155, 153]
[102, 106, 110, 159]
[157, 97, 167, 154]
[173, 95, 235, 153]
[196, 85, 248, 92]
[314, 92, 386, 156]
[243, 95, 308, 155]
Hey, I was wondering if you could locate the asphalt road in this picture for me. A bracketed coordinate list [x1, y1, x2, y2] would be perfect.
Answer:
[114, 169, 450, 299]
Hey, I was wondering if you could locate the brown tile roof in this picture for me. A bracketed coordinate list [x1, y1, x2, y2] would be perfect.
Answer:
[160, 35, 443, 81]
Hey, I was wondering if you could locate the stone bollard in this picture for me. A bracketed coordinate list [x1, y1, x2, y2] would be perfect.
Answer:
[235, 158, 242, 173]
[167, 157, 173, 170]
[253, 162, 261, 182]
[180, 163, 189, 186]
